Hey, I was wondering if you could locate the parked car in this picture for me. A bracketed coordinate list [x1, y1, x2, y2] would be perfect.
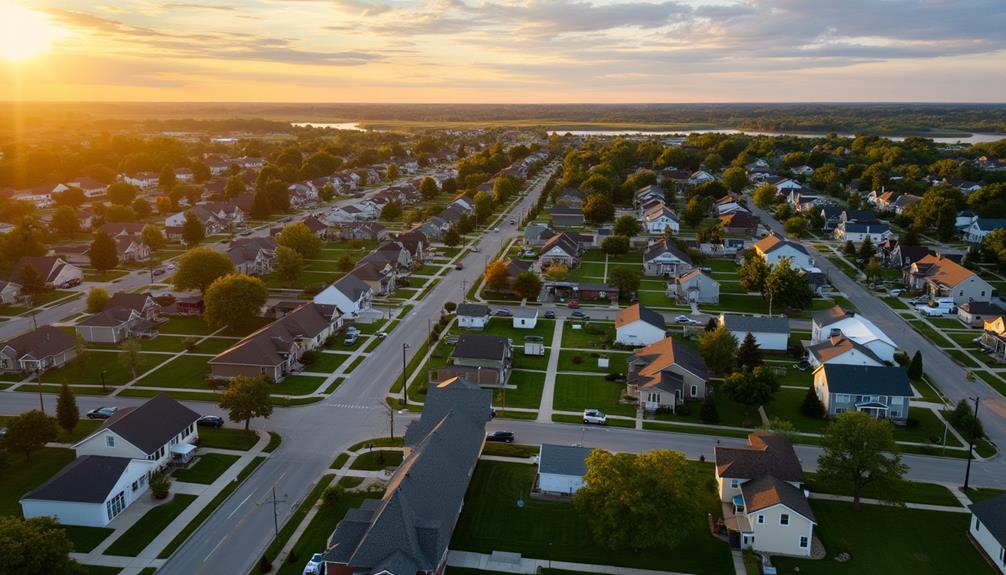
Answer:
[0, 427, 6, 438]
[445, 335, 460, 345]
[166, 263, 176, 270]
[344, 331, 360, 345]
[509, 219, 516, 224]
[471, 246, 480, 253]
[86, 407, 118, 419]
[674, 315, 692, 324]
[567, 300, 580, 309]
[152, 268, 165, 276]
[375, 331, 389, 338]
[570, 311, 588, 319]
[583, 409, 607, 425]
[486, 430, 515, 443]
[303, 553, 324, 575]
[889, 288, 904, 296]
[60, 278, 81, 288]
[494, 308, 513, 317]
[543, 310, 556, 319]
[455, 262, 464, 270]
[197, 415, 224, 428]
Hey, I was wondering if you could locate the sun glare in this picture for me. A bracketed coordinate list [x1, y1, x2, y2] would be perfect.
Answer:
[0, 3, 60, 61]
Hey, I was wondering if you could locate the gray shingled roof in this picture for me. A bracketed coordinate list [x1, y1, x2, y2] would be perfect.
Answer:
[970, 495, 1006, 544]
[457, 303, 490, 317]
[3, 325, 76, 360]
[539, 444, 591, 477]
[715, 433, 805, 483]
[818, 364, 913, 397]
[720, 314, 789, 335]
[22, 455, 133, 503]
[210, 303, 335, 368]
[94, 394, 200, 454]
[453, 334, 509, 362]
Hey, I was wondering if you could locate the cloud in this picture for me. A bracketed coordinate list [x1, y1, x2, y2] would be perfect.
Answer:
[161, 3, 237, 11]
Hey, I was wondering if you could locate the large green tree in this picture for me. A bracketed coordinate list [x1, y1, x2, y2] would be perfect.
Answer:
[721, 366, 779, 412]
[583, 193, 614, 224]
[764, 257, 813, 311]
[52, 206, 79, 237]
[752, 184, 778, 209]
[613, 213, 642, 237]
[4, 410, 57, 462]
[219, 375, 273, 430]
[181, 211, 205, 246]
[88, 231, 119, 273]
[697, 324, 737, 375]
[56, 383, 79, 435]
[722, 166, 749, 193]
[275, 245, 304, 286]
[0, 516, 85, 575]
[204, 273, 268, 329]
[816, 411, 907, 510]
[419, 177, 439, 200]
[608, 266, 641, 296]
[511, 271, 542, 301]
[738, 253, 770, 295]
[85, 287, 109, 313]
[172, 247, 236, 293]
[735, 331, 763, 369]
[141, 224, 166, 252]
[277, 222, 322, 259]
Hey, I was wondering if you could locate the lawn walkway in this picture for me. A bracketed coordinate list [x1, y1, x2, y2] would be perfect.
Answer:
[535, 319, 565, 423]
[446, 550, 701, 575]
[808, 492, 969, 514]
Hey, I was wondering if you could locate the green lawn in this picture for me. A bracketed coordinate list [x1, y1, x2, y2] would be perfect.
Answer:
[273, 493, 380, 575]
[160, 316, 215, 335]
[772, 501, 994, 575]
[41, 351, 169, 386]
[273, 374, 325, 395]
[494, 371, 545, 409]
[704, 259, 739, 272]
[198, 427, 259, 451]
[763, 386, 831, 433]
[0, 447, 75, 516]
[947, 349, 981, 368]
[511, 350, 550, 370]
[104, 493, 198, 556]
[655, 386, 759, 429]
[172, 453, 240, 484]
[137, 355, 211, 389]
[907, 320, 955, 347]
[552, 374, 635, 416]
[81, 565, 123, 575]
[964, 487, 1006, 502]
[805, 472, 960, 506]
[349, 450, 404, 470]
[138, 336, 190, 353]
[452, 317, 557, 345]
[451, 461, 734, 575]
[928, 317, 970, 329]
[556, 350, 629, 374]
[308, 352, 349, 374]
[702, 293, 771, 314]
[191, 337, 240, 354]
[561, 321, 614, 349]
[899, 407, 961, 446]
[63, 525, 114, 553]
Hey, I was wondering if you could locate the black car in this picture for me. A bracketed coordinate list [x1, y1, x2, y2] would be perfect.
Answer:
[197, 415, 224, 428]
[86, 407, 118, 419]
[544, 310, 556, 319]
[570, 310, 588, 319]
[494, 308, 513, 317]
[486, 431, 515, 443]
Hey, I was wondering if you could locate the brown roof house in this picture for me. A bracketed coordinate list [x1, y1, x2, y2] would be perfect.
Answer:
[0, 325, 76, 374]
[227, 237, 278, 276]
[715, 433, 815, 557]
[908, 254, 994, 305]
[209, 303, 341, 382]
[626, 337, 708, 411]
[431, 334, 512, 387]
[12, 256, 83, 288]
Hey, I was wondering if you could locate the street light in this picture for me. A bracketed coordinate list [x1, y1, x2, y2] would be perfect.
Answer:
[963, 396, 981, 490]
[100, 369, 107, 393]
[402, 343, 411, 406]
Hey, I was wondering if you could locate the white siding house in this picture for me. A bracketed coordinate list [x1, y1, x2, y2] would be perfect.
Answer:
[615, 304, 667, 347]
[719, 314, 789, 351]
[969, 496, 1006, 575]
[536, 444, 590, 496]
[457, 303, 491, 329]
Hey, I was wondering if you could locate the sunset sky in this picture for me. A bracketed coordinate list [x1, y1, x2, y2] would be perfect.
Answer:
[2, 0, 1005, 103]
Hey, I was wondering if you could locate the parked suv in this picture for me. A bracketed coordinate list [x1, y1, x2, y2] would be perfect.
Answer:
[344, 327, 360, 345]
[583, 409, 607, 425]
[486, 431, 515, 443]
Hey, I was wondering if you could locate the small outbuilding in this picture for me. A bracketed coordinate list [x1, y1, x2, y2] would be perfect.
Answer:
[719, 313, 790, 351]
[512, 307, 539, 329]
[536, 444, 591, 496]
[615, 303, 667, 347]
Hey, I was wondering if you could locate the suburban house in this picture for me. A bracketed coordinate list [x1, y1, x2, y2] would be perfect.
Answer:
[524, 223, 557, 247]
[959, 301, 1004, 327]
[715, 433, 815, 557]
[21, 395, 200, 527]
[300, 215, 330, 239]
[99, 222, 145, 239]
[164, 207, 227, 240]
[892, 193, 922, 215]
[886, 244, 935, 269]
[12, 256, 83, 288]
[615, 303, 667, 347]
[0, 279, 21, 304]
[720, 211, 760, 236]
[811, 306, 897, 363]
[626, 337, 709, 411]
[753, 234, 814, 271]
[689, 170, 715, 185]
[75, 307, 158, 344]
[812, 364, 913, 423]
[908, 254, 994, 305]
[513, 307, 538, 328]
[457, 303, 491, 329]
[535, 444, 591, 496]
[834, 221, 892, 243]
[641, 203, 680, 234]
[965, 218, 1006, 244]
[313, 274, 374, 319]
[555, 188, 586, 208]
[106, 292, 161, 320]
[432, 334, 512, 386]
[669, 269, 720, 304]
[323, 377, 491, 575]
[0, 326, 76, 374]
[805, 335, 885, 369]
[349, 261, 396, 297]
[550, 206, 585, 228]
[719, 314, 790, 351]
[643, 239, 692, 277]
[968, 494, 1006, 575]
[537, 232, 582, 270]
[227, 237, 278, 275]
[981, 316, 1006, 361]
[335, 222, 387, 241]
[209, 303, 341, 382]
[112, 236, 151, 262]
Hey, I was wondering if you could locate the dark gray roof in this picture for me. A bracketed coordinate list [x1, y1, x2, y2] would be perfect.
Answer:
[720, 314, 789, 335]
[644, 239, 691, 264]
[457, 303, 490, 317]
[23, 455, 132, 503]
[453, 334, 509, 361]
[818, 365, 913, 397]
[970, 495, 1006, 544]
[741, 475, 815, 522]
[715, 433, 805, 483]
[210, 303, 336, 368]
[95, 394, 200, 454]
[843, 223, 889, 233]
[960, 301, 1002, 315]
[332, 273, 372, 301]
[2, 325, 76, 360]
[616, 303, 666, 331]
[539, 444, 591, 477]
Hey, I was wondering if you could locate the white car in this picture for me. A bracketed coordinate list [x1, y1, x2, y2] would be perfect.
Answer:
[889, 288, 904, 296]
[583, 409, 607, 425]
[303, 553, 323, 575]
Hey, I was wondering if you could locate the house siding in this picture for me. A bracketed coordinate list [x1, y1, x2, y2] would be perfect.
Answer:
[970, 514, 1006, 575]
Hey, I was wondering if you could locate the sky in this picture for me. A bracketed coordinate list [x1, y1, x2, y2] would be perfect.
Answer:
[1, 0, 1005, 103]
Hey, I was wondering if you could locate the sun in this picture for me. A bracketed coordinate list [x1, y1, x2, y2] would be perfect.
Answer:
[0, 3, 61, 61]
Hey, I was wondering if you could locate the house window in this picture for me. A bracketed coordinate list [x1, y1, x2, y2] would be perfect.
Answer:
[1000, 546, 1005, 564]
[730, 479, 739, 488]
[106, 491, 126, 520]
[757, 515, 765, 524]
[800, 536, 809, 548]
[690, 385, 698, 397]
[975, 518, 981, 532]
[132, 480, 138, 492]
[780, 514, 790, 526]
[835, 408, 846, 414]
[106, 436, 115, 448]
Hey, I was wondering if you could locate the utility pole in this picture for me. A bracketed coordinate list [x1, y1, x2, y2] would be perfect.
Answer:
[384, 403, 395, 439]
[402, 342, 411, 406]
[37, 378, 45, 413]
[266, 486, 288, 538]
[964, 396, 981, 490]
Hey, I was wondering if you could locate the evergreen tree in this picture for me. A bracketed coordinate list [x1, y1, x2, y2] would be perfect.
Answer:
[800, 386, 826, 418]
[907, 350, 923, 380]
[89, 231, 119, 273]
[56, 383, 79, 435]
[699, 395, 719, 424]
[735, 332, 763, 369]
[858, 235, 875, 262]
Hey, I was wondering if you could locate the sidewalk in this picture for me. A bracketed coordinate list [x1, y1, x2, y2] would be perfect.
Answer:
[447, 549, 698, 575]
[535, 319, 565, 423]
[808, 492, 968, 513]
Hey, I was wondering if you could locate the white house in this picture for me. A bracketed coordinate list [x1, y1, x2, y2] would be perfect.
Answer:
[689, 170, 715, 185]
[641, 203, 680, 234]
[753, 234, 814, 271]
[969, 495, 1006, 575]
[457, 303, 491, 329]
[965, 218, 1006, 244]
[805, 335, 886, 368]
[313, 274, 373, 319]
[615, 304, 667, 347]
[643, 239, 692, 277]
[513, 307, 538, 329]
[811, 306, 897, 363]
[669, 269, 720, 304]
[12, 256, 83, 288]
[719, 313, 789, 351]
[834, 222, 892, 243]
[536, 444, 591, 496]
[73, 395, 200, 467]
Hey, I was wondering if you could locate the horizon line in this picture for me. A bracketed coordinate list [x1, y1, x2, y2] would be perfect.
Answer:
[3, 100, 1006, 106]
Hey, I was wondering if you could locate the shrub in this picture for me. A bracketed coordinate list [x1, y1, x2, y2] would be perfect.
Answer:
[286, 550, 298, 564]
[675, 402, 692, 417]
[322, 485, 345, 509]
[905, 417, 920, 429]
[800, 386, 825, 419]
[183, 336, 198, 351]
[258, 555, 272, 573]
[150, 470, 171, 499]
[572, 355, 582, 364]
[700, 396, 720, 424]
[833, 539, 852, 556]
[300, 350, 318, 365]
[444, 301, 457, 313]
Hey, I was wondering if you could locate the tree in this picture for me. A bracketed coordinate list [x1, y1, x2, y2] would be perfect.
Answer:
[4, 410, 57, 462]
[1, 216, 47, 268]
[614, 213, 642, 237]
[56, 383, 79, 435]
[119, 338, 143, 381]
[73, 334, 88, 373]
[573, 449, 703, 551]
[107, 182, 138, 205]
[225, 175, 246, 199]
[601, 235, 630, 254]
[172, 247, 236, 293]
[155, 195, 174, 213]
[609, 266, 641, 296]
[699, 395, 719, 424]
[52, 206, 79, 237]
[250, 188, 271, 219]
[864, 257, 883, 284]
[752, 184, 778, 209]
[219, 375, 273, 431]
[484, 260, 510, 292]
[336, 255, 354, 272]
[800, 386, 826, 419]
[319, 183, 335, 202]
[443, 226, 461, 247]
[858, 235, 875, 262]
[0, 516, 85, 575]
[204, 273, 268, 329]
[379, 200, 403, 221]
[681, 196, 707, 228]
[698, 325, 737, 375]
[86, 287, 109, 313]
[738, 253, 769, 294]
[275, 245, 304, 286]
[735, 332, 763, 369]
[764, 257, 813, 310]
[511, 271, 542, 301]
[473, 191, 493, 224]
[89, 231, 119, 273]
[722, 166, 749, 194]
[181, 211, 205, 246]
[543, 262, 569, 281]
[783, 215, 807, 237]
[419, 177, 439, 200]
[159, 165, 177, 190]
[386, 163, 399, 181]
[907, 350, 923, 380]
[583, 194, 614, 224]
[141, 224, 165, 252]
[132, 198, 152, 218]
[17, 263, 45, 296]
[721, 366, 780, 411]
[843, 239, 857, 259]
[816, 412, 907, 509]
[276, 222, 322, 259]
